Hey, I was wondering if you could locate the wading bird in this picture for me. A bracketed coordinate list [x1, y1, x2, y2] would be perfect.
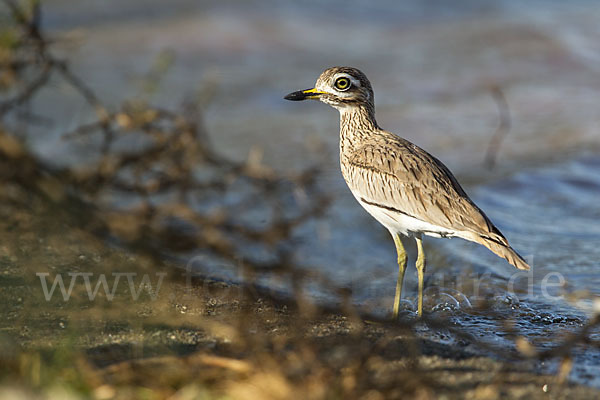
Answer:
[285, 67, 530, 317]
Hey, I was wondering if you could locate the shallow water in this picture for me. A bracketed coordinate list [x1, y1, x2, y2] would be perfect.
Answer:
[438, 155, 600, 387]
[13, 0, 600, 387]
[290, 155, 600, 308]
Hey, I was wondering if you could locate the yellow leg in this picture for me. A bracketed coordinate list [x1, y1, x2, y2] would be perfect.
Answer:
[416, 237, 426, 317]
[392, 233, 407, 319]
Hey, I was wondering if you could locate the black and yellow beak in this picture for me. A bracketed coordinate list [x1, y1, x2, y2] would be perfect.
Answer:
[284, 88, 326, 101]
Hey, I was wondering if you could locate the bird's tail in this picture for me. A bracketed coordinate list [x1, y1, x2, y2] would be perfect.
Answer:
[462, 232, 530, 270]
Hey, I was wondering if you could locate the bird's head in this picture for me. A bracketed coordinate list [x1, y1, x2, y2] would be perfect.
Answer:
[284, 66, 374, 111]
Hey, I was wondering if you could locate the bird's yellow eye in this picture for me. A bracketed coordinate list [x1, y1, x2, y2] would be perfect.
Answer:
[334, 77, 351, 91]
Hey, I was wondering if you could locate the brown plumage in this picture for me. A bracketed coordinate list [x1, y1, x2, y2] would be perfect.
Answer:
[285, 66, 529, 317]
[343, 131, 530, 271]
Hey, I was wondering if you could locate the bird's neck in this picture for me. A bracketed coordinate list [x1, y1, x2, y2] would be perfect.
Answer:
[339, 105, 379, 155]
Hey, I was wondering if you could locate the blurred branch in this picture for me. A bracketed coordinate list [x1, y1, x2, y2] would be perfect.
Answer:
[484, 85, 511, 169]
[0, 60, 51, 115]
[0, 0, 332, 293]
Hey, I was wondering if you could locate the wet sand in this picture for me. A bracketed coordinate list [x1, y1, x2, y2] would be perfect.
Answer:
[1, 201, 599, 399]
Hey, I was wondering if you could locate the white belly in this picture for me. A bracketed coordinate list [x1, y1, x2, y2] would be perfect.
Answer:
[351, 192, 457, 239]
